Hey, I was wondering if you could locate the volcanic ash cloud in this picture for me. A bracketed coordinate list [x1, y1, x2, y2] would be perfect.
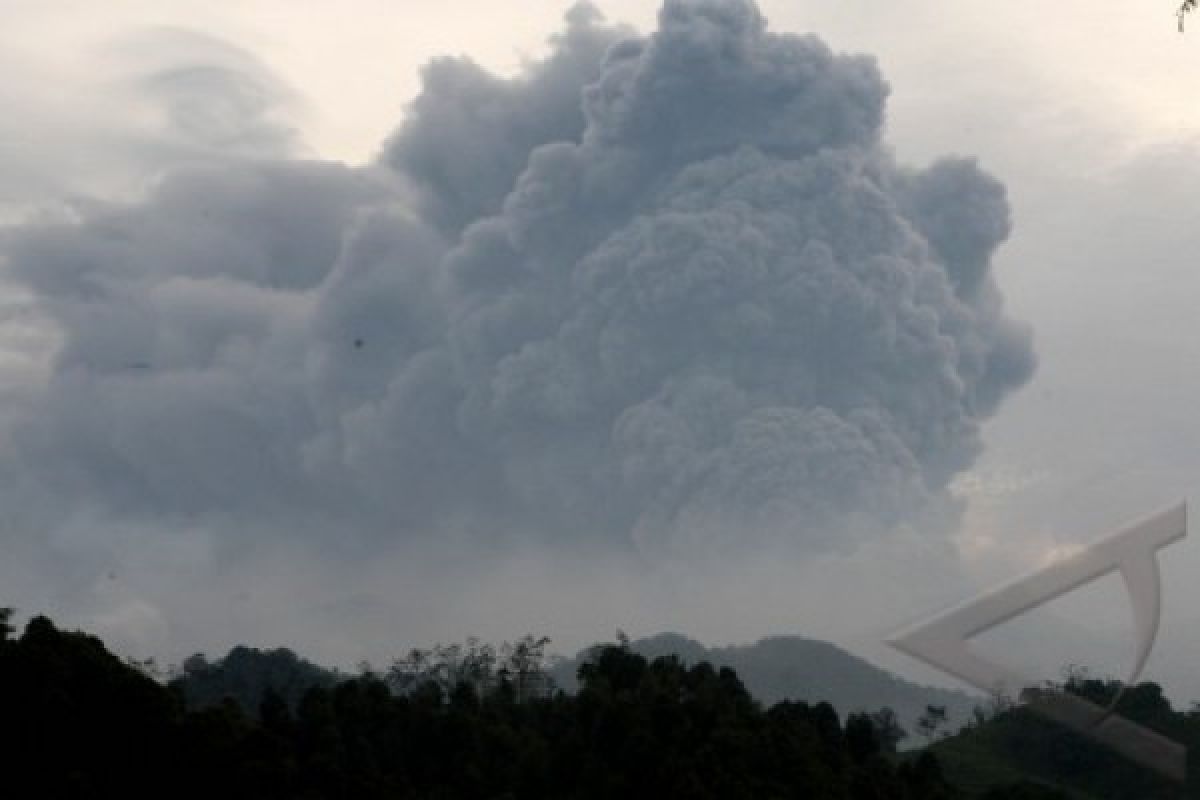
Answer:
[0, 0, 1034, 563]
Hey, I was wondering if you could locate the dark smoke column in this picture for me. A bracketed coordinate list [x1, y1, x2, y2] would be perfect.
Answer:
[374, 0, 1035, 556]
[1, 1, 1035, 566]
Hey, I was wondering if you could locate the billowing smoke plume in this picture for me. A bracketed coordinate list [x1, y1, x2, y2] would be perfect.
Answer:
[0, 1, 1033, 573]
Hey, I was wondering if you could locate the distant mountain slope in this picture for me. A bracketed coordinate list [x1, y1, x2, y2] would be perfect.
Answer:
[174, 631, 979, 738]
[552, 632, 979, 735]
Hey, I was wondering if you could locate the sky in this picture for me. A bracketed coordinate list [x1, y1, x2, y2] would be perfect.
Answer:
[2, 0, 1200, 701]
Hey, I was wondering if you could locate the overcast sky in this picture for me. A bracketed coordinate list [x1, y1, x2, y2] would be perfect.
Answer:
[3, 1, 1200, 701]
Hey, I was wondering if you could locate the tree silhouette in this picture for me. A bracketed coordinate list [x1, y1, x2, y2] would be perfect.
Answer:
[869, 706, 908, 753]
[917, 703, 950, 742]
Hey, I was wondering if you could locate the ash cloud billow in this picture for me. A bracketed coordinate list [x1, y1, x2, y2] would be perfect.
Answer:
[0, 0, 1034, 584]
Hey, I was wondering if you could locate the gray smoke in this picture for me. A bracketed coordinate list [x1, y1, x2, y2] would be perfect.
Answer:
[381, 3, 634, 234]
[0, 0, 1033, 572]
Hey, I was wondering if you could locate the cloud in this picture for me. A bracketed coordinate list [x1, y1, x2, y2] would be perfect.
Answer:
[0, 0, 1033, 655]
[101, 27, 303, 159]
[0, 27, 302, 224]
[381, 3, 635, 234]
[2, 161, 398, 521]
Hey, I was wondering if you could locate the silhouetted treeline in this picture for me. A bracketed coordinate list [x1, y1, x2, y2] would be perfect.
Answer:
[1, 611, 963, 798]
[170, 634, 558, 718]
[173, 645, 341, 713]
[175, 631, 976, 737]
[6, 609, 1179, 799]
[551, 631, 977, 734]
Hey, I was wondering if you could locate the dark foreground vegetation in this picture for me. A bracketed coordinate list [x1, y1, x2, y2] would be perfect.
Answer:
[0, 608, 1191, 799]
[0, 611, 957, 798]
[933, 673, 1200, 799]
